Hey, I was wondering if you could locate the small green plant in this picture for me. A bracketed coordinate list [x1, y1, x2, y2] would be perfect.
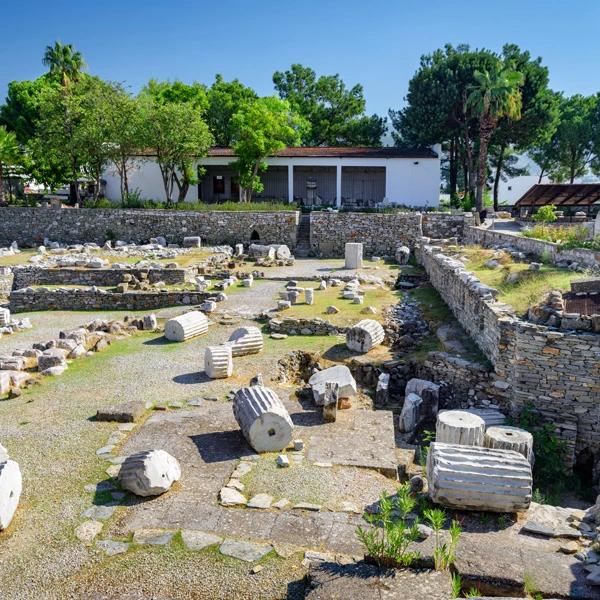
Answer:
[531, 488, 547, 504]
[524, 571, 543, 600]
[356, 484, 421, 568]
[423, 507, 462, 570]
[418, 429, 436, 467]
[497, 514, 510, 529]
[532, 205, 557, 223]
[451, 572, 462, 598]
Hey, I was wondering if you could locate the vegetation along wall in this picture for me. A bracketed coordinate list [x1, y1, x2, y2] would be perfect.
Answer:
[416, 242, 600, 471]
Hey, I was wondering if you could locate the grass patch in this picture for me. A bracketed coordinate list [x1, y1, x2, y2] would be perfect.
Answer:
[0, 248, 38, 266]
[276, 280, 401, 327]
[462, 246, 584, 314]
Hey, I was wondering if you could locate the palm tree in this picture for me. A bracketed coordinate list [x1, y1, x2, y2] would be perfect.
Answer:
[468, 64, 524, 213]
[42, 41, 85, 86]
[0, 126, 20, 203]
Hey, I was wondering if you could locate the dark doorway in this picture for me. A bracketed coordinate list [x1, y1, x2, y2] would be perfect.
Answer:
[250, 230, 260, 241]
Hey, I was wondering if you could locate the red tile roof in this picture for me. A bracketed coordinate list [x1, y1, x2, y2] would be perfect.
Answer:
[206, 146, 438, 159]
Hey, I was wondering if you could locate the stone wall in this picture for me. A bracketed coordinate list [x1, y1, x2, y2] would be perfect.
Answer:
[0, 268, 13, 298]
[0, 207, 299, 248]
[309, 212, 423, 256]
[416, 242, 600, 468]
[467, 226, 600, 268]
[10, 288, 209, 312]
[11, 266, 195, 289]
[422, 212, 474, 240]
[269, 317, 348, 336]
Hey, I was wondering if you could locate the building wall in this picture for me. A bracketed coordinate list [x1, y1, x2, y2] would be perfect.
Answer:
[497, 175, 549, 205]
[102, 154, 441, 208]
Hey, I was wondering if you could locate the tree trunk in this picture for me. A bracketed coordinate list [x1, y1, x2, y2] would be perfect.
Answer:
[492, 143, 506, 211]
[538, 168, 545, 184]
[475, 125, 494, 215]
[449, 137, 458, 198]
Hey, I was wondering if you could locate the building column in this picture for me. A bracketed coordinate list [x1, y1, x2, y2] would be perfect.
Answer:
[288, 165, 294, 203]
[336, 164, 342, 208]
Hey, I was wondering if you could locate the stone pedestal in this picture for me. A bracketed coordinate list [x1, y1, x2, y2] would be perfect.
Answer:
[436, 410, 485, 446]
[118, 450, 181, 497]
[427, 442, 532, 512]
[233, 386, 293, 452]
[344, 243, 363, 269]
[0, 460, 22, 530]
[346, 319, 385, 353]
[484, 426, 534, 463]
[204, 345, 233, 379]
[164, 311, 208, 342]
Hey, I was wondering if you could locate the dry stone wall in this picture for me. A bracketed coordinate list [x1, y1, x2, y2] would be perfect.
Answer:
[10, 288, 209, 312]
[422, 212, 474, 240]
[11, 266, 194, 289]
[0, 207, 299, 248]
[416, 243, 600, 468]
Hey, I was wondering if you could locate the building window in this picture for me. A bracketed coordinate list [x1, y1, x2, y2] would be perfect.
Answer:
[213, 176, 225, 194]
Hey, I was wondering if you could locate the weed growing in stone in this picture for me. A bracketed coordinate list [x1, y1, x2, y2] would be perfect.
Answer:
[423, 507, 461, 570]
[356, 484, 421, 568]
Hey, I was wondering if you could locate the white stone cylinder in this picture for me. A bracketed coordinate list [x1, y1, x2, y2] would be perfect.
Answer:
[484, 426, 534, 463]
[345, 243, 363, 269]
[436, 410, 485, 446]
[204, 345, 233, 379]
[118, 450, 181, 497]
[249, 244, 275, 260]
[0, 460, 22, 530]
[269, 244, 291, 259]
[0, 307, 10, 327]
[427, 442, 532, 513]
[346, 319, 385, 353]
[227, 326, 264, 357]
[164, 311, 208, 342]
[233, 386, 294, 453]
[463, 408, 506, 429]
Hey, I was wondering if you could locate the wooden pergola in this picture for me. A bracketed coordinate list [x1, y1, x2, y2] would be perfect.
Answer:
[515, 184, 600, 209]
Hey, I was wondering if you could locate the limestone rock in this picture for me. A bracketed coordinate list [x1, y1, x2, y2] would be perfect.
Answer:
[219, 487, 247, 506]
[226, 326, 263, 357]
[75, 520, 103, 544]
[164, 311, 208, 342]
[427, 442, 532, 513]
[346, 319, 385, 353]
[484, 426, 534, 463]
[143, 314, 158, 331]
[204, 345, 233, 379]
[233, 386, 294, 452]
[395, 245, 410, 265]
[0, 372, 10, 396]
[436, 410, 485, 446]
[38, 348, 67, 371]
[247, 493, 273, 509]
[268, 244, 291, 259]
[325, 305, 339, 314]
[118, 450, 181, 497]
[308, 365, 357, 406]
[322, 382, 338, 423]
[0, 460, 22, 530]
[344, 242, 363, 269]
[183, 236, 201, 248]
[219, 539, 272, 562]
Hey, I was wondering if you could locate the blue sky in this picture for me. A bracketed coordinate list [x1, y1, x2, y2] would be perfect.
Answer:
[1, 0, 599, 120]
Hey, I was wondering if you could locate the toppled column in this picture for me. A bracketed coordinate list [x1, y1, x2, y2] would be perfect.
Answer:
[249, 244, 275, 260]
[233, 386, 293, 452]
[344, 243, 363, 269]
[484, 426, 534, 463]
[204, 345, 233, 379]
[427, 442, 532, 512]
[346, 319, 385, 353]
[436, 410, 485, 446]
[0, 460, 22, 530]
[226, 326, 264, 356]
[118, 450, 181, 497]
[322, 382, 338, 423]
[268, 244, 291, 259]
[164, 311, 208, 342]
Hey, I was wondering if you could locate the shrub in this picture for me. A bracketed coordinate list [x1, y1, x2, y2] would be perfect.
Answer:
[423, 507, 461, 570]
[356, 483, 421, 567]
[532, 205, 557, 223]
[522, 224, 590, 246]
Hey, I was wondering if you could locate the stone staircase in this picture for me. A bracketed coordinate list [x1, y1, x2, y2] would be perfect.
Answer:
[295, 214, 311, 257]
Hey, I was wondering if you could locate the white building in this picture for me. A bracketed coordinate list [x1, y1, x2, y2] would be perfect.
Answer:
[102, 146, 441, 208]
[497, 174, 549, 205]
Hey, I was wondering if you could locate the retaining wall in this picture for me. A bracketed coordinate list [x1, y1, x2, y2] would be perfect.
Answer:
[467, 226, 600, 268]
[416, 243, 600, 468]
[422, 212, 474, 240]
[9, 289, 209, 312]
[11, 266, 195, 289]
[0, 207, 299, 248]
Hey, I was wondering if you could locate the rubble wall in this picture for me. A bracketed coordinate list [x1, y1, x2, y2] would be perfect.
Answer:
[416, 243, 600, 467]
[0, 207, 299, 248]
[11, 266, 194, 289]
[422, 212, 475, 240]
[9, 289, 209, 312]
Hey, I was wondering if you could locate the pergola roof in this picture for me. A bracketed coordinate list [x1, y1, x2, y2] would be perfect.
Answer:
[515, 184, 600, 207]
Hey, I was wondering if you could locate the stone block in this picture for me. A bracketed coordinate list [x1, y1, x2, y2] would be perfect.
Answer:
[345, 319, 385, 353]
[344, 243, 363, 269]
[164, 311, 208, 342]
[204, 345, 233, 379]
[484, 426, 534, 463]
[183, 236, 201, 248]
[226, 326, 263, 357]
[308, 365, 357, 406]
[436, 410, 485, 446]
[96, 400, 146, 423]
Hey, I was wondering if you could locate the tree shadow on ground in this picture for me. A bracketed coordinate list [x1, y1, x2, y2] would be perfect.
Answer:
[189, 430, 254, 463]
[172, 371, 211, 385]
[143, 336, 177, 346]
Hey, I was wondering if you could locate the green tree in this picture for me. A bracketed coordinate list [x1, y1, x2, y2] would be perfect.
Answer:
[141, 99, 213, 203]
[141, 79, 208, 112]
[273, 63, 385, 146]
[206, 75, 257, 146]
[42, 41, 86, 86]
[230, 96, 302, 202]
[0, 126, 20, 202]
[467, 63, 524, 212]
[489, 45, 559, 209]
